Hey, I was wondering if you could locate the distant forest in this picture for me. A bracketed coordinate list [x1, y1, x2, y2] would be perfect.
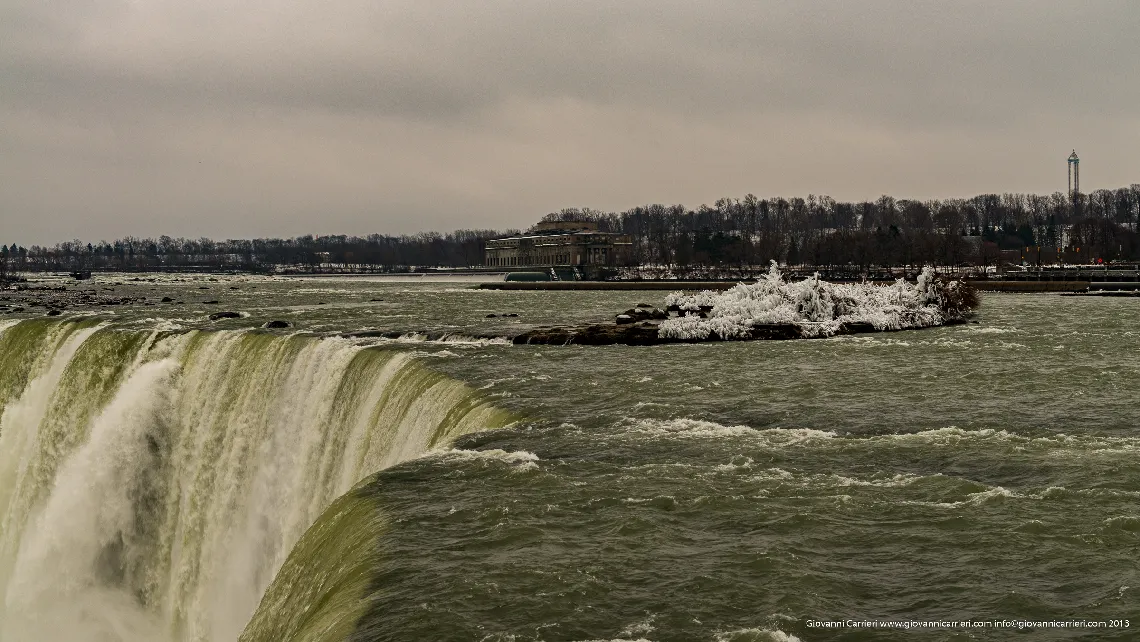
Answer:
[3, 186, 1140, 274]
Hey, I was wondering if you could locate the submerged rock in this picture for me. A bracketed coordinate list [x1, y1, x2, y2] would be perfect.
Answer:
[208, 311, 241, 321]
[263, 320, 292, 329]
[515, 321, 662, 346]
[619, 306, 668, 322]
[513, 317, 965, 346]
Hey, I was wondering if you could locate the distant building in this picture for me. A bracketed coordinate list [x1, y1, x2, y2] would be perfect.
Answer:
[1068, 150, 1080, 196]
[484, 221, 634, 277]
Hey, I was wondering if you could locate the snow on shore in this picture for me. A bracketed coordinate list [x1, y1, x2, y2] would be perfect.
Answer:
[659, 263, 966, 340]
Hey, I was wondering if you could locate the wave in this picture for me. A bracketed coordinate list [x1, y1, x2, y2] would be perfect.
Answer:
[428, 448, 541, 473]
[340, 330, 513, 346]
[961, 325, 1018, 334]
[624, 418, 837, 444]
[383, 332, 513, 345]
[623, 418, 1140, 456]
[432, 448, 540, 464]
[715, 629, 803, 642]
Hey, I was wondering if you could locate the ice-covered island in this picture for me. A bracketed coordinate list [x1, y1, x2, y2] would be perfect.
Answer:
[513, 264, 979, 346]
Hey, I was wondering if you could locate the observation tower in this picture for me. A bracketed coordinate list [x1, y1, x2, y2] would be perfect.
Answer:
[1067, 150, 1080, 195]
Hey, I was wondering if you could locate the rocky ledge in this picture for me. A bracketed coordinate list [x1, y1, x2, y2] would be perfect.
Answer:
[514, 266, 978, 346]
[512, 317, 968, 346]
[1, 284, 149, 315]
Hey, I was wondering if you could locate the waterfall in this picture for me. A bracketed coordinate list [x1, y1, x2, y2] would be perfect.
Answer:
[0, 320, 513, 642]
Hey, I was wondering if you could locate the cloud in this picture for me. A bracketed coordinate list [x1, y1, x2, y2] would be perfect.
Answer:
[1, 0, 1138, 244]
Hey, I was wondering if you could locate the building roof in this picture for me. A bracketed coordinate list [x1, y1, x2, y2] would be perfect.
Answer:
[488, 230, 628, 243]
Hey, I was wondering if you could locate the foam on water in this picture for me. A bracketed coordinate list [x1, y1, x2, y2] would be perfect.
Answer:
[714, 629, 803, 642]
[625, 418, 837, 445]
[902, 486, 1021, 509]
[375, 332, 513, 346]
[962, 325, 1018, 334]
[432, 448, 541, 472]
[620, 419, 1140, 465]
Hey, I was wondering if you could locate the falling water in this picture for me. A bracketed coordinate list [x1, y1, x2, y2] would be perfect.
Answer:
[0, 320, 513, 642]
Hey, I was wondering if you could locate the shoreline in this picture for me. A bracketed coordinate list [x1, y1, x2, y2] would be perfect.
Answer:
[479, 279, 1098, 293]
[511, 317, 970, 346]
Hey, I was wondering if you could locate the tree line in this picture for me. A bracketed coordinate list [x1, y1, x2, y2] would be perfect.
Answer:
[547, 186, 1140, 270]
[0, 230, 508, 273]
[3, 185, 1139, 274]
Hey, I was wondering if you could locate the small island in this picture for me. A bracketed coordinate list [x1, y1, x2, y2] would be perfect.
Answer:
[514, 265, 979, 346]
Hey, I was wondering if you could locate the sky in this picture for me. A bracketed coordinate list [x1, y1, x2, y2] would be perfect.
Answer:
[2, 0, 1138, 245]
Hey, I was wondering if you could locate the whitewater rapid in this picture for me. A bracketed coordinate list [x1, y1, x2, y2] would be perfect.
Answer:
[0, 319, 512, 642]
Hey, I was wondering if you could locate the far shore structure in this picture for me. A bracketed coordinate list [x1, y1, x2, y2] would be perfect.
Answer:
[483, 221, 634, 279]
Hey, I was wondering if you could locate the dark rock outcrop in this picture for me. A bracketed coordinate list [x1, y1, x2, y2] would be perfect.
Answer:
[616, 306, 668, 323]
[513, 317, 965, 346]
[208, 311, 241, 321]
[514, 321, 662, 346]
[339, 330, 502, 341]
[263, 320, 292, 329]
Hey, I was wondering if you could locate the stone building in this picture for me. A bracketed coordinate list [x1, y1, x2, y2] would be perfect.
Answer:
[484, 221, 634, 277]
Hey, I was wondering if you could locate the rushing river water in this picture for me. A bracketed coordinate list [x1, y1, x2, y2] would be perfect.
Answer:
[0, 275, 1136, 641]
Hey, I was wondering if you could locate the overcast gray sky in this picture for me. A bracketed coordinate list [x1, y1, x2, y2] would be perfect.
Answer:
[2, 0, 1137, 245]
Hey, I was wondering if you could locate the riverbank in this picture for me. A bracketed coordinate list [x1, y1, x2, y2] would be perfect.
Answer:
[481, 280, 751, 291]
[479, 279, 1128, 293]
[512, 317, 970, 346]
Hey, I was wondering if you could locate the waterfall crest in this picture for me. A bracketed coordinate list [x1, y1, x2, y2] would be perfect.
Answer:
[0, 320, 513, 642]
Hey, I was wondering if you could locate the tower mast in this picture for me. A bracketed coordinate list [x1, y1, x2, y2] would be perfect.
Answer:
[1067, 150, 1080, 196]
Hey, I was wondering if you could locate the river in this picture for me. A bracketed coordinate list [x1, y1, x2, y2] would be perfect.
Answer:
[0, 274, 1135, 641]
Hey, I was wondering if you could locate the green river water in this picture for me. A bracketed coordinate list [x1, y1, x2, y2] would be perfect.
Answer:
[0, 274, 1135, 641]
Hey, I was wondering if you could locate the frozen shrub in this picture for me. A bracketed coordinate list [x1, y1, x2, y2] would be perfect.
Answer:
[658, 263, 977, 340]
